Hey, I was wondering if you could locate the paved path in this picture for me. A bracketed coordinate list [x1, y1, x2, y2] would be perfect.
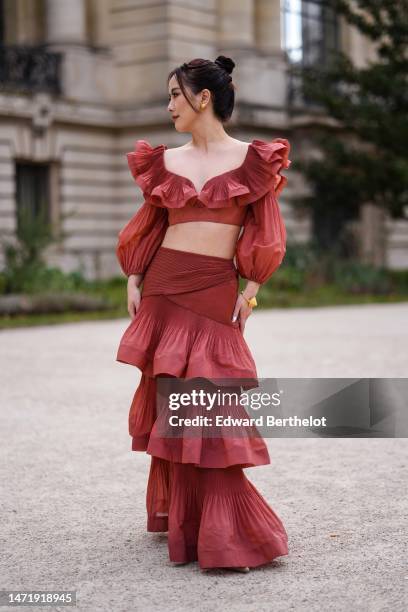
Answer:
[1, 302, 407, 612]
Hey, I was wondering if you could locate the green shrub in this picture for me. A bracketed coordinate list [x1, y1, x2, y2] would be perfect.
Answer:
[0, 198, 91, 294]
[332, 261, 393, 294]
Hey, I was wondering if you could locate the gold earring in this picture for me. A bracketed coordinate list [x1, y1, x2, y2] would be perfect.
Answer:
[200, 102, 206, 110]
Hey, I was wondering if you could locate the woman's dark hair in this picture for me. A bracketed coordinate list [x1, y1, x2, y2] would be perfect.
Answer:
[167, 55, 236, 123]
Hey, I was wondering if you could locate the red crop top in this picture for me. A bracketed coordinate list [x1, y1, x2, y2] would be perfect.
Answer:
[167, 200, 247, 227]
[116, 137, 291, 285]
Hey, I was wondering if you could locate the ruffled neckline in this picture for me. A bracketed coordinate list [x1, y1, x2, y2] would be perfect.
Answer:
[126, 137, 291, 209]
[160, 140, 255, 199]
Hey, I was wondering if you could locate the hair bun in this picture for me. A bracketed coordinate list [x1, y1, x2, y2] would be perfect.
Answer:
[214, 55, 235, 75]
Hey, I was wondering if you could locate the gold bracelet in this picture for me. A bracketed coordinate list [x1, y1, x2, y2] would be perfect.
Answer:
[240, 291, 257, 308]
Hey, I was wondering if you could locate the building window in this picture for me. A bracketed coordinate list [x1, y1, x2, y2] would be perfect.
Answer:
[0, 0, 61, 95]
[282, 0, 339, 66]
[0, 0, 4, 44]
[16, 162, 51, 234]
[282, 0, 339, 106]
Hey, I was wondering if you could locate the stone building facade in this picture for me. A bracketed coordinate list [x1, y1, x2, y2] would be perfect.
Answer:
[0, 0, 406, 280]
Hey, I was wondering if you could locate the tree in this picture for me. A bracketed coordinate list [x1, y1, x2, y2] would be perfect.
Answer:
[289, 0, 408, 259]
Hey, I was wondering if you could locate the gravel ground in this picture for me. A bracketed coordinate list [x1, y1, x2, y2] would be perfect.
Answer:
[1, 302, 407, 612]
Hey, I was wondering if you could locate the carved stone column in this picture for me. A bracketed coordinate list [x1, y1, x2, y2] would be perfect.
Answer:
[360, 203, 387, 267]
[45, 0, 87, 45]
[218, 0, 255, 51]
[43, 0, 115, 104]
[255, 0, 283, 56]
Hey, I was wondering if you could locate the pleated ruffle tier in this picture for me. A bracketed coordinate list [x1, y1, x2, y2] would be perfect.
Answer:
[116, 246, 259, 384]
[127, 372, 271, 468]
[116, 293, 259, 384]
[146, 456, 289, 569]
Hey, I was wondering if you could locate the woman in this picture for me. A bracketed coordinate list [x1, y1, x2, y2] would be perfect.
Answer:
[115, 56, 291, 573]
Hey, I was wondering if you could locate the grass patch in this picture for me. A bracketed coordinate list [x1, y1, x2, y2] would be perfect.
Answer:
[1, 244, 407, 329]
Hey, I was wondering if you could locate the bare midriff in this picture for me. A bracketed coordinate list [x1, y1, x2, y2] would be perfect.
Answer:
[161, 221, 241, 259]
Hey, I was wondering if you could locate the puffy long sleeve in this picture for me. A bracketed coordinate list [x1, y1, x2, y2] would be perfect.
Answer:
[116, 202, 168, 277]
[116, 138, 169, 277]
[235, 186, 287, 285]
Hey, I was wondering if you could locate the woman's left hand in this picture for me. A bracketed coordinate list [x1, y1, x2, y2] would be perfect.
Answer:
[232, 293, 253, 334]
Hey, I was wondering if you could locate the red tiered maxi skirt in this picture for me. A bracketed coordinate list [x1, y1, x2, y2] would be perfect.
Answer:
[116, 245, 289, 569]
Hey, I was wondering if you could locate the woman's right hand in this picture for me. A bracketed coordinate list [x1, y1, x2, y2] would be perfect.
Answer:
[127, 275, 142, 319]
